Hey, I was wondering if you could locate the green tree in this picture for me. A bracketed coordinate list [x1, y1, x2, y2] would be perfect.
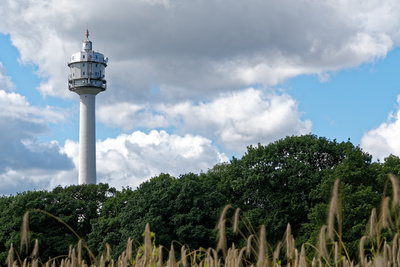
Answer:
[0, 183, 116, 264]
[87, 186, 136, 258]
[303, 145, 382, 259]
[222, 135, 354, 245]
[97, 173, 228, 259]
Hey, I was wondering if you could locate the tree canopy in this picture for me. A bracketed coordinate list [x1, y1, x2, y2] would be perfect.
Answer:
[1, 134, 398, 264]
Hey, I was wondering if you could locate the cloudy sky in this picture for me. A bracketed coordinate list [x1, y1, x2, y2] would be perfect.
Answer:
[1, 0, 400, 195]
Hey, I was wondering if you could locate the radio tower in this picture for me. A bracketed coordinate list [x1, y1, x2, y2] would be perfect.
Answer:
[68, 30, 108, 184]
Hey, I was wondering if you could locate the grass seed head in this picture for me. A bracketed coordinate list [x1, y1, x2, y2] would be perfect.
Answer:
[180, 245, 187, 267]
[157, 246, 163, 267]
[233, 208, 240, 234]
[380, 196, 394, 229]
[31, 239, 39, 258]
[7, 243, 14, 267]
[389, 174, 400, 208]
[257, 225, 266, 267]
[366, 208, 377, 237]
[168, 244, 175, 267]
[144, 223, 152, 263]
[359, 236, 367, 266]
[318, 225, 328, 260]
[284, 223, 293, 258]
[328, 179, 340, 240]
[217, 205, 231, 255]
[20, 212, 30, 254]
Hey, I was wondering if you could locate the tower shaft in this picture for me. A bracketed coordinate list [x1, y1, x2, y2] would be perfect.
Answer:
[79, 94, 96, 184]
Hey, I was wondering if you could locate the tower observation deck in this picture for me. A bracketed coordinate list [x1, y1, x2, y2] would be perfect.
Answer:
[68, 30, 108, 185]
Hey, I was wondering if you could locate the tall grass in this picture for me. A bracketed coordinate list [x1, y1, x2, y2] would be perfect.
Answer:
[5, 175, 400, 266]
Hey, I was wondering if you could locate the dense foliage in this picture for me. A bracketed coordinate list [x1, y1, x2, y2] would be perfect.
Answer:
[1, 134, 400, 265]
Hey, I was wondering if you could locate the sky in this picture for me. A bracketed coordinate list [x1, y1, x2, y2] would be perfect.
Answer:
[1, 0, 400, 195]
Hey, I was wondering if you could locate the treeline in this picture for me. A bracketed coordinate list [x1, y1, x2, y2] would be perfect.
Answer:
[1, 134, 399, 264]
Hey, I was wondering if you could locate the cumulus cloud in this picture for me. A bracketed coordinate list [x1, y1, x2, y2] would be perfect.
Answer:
[0, 0, 399, 102]
[2, 0, 400, 194]
[63, 130, 228, 190]
[361, 95, 400, 161]
[98, 88, 312, 153]
[0, 62, 15, 91]
[0, 88, 74, 195]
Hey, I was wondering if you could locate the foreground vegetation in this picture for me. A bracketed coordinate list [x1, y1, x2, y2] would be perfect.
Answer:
[2, 134, 400, 266]
[5, 175, 400, 266]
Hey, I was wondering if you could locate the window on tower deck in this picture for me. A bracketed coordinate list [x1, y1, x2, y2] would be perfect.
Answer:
[83, 72, 85, 76]
[83, 55, 85, 59]
[83, 63, 85, 67]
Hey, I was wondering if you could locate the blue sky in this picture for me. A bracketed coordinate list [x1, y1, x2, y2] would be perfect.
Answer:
[1, 0, 400, 195]
[287, 47, 400, 144]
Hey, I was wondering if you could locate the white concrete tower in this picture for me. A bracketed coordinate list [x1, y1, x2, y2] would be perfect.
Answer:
[68, 30, 108, 185]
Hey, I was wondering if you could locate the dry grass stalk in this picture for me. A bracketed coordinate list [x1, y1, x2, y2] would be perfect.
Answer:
[100, 255, 105, 267]
[334, 242, 339, 267]
[7, 243, 14, 267]
[246, 234, 254, 257]
[71, 248, 76, 266]
[77, 239, 82, 264]
[144, 223, 152, 264]
[31, 239, 39, 258]
[284, 223, 293, 260]
[68, 245, 73, 258]
[366, 208, 377, 238]
[294, 248, 299, 267]
[359, 236, 367, 266]
[217, 205, 232, 255]
[299, 244, 306, 267]
[383, 240, 391, 264]
[389, 174, 400, 208]
[237, 247, 246, 267]
[379, 196, 394, 229]
[318, 225, 328, 261]
[180, 245, 188, 267]
[212, 248, 219, 267]
[328, 179, 340, 240]
[207, 247, 215, 267]
[233, 208, 240, 234]
[126, 238, 132, 261]
[311, 257, 316, 267]
[392, 233, 399, 265]
[257, 225, 266, 267]
[342, 257, 349, 267]
[273, 241, 282, 266]
[157, 246, 163, 267]
[20, 211, 30, 254]
[167, 244, 175, 267]
[106, 243, 112, 262]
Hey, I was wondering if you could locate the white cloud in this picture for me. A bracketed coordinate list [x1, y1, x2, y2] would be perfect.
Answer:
[0, 62, 15, 91]
[98, 88, 312, 153]
[361, 95, 400, 161]
[97, 102, 168, 131]
[2, 0, 400, 194]
[0, 0, 399, 102]
[62, 130, 228, 190]
[0, 88, 74, 195]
